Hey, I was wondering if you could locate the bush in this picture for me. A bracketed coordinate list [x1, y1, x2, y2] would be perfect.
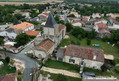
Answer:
[10, 60, 14, 65]
[29, 35, 36, 39]
[17, 75, 22, 81]
[77, 35, 82, 40]
[5, 56, 10, 63]
[115, 67, 119, 73]
[18, 70, 22, 75]
[113, 59, 119, 65]
[87, 39, 91, 45]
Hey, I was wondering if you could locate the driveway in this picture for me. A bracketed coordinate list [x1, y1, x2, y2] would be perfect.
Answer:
[41, 67, 80, 78]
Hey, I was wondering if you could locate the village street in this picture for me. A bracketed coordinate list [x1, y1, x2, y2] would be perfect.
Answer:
[0, 43, 37, 81]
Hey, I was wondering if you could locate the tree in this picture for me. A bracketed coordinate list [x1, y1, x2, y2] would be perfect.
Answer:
[55, 15, 59, 23]
[77, 35, 82, 40]
[101, 63, 108, 72]
[87, 39, 91, 45]
[56, 74, 67, 81]
[67, 14, 75, 17]
[110, 30, 119, 43]
[15, 33, 30, 48]
[115, 67, 119, 73]
[65, 22, 73, 32]
[72, 27, 86, 38]
[13, 17, 19, 25]
[5, 56, 10, 63]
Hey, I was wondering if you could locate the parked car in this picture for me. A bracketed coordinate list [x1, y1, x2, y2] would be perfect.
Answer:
[81, 72, 96, 77]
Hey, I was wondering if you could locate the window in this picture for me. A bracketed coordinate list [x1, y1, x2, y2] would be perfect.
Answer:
[69, 59, 75, 63]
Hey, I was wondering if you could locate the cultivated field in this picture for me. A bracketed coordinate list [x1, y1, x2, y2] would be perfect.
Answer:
[0, 0, 63, 5]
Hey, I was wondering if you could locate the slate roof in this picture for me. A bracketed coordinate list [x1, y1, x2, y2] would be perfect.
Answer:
[56, 47, 66, 58]
[65, 45, 104, 62]
[44, 12, 58, 28]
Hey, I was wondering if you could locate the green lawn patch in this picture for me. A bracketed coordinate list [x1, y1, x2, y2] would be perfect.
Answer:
[57, 34, 119, 57]
[49, 73, 82, 81]
[0, 59, 16, 74]
[44, 59, 80, 72]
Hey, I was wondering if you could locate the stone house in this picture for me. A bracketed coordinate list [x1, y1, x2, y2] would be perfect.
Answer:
[56, 45, 104, 70]
[72, 20, 85, 27]
[32, 39, 55, 59]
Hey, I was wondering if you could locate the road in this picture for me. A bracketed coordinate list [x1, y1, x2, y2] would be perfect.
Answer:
[0, 43, 37, 81]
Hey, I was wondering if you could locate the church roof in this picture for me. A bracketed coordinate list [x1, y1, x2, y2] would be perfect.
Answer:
[44, 12, 58, 28]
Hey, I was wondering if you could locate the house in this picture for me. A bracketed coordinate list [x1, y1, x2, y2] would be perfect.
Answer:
[0, 24, 13, 31]
[43, 12, 66, 47]
[31, 17, 41, 22]
[72, 20, 85, 27]
[26, 30, 41, 37]
[82, 16, 90, 21]
[38, 11, 50, 21]
[107, 13, 119, 19]
[108, 17, 119, 30]
[56, 45, 104, 70]
[92, 13, 101, 19]
[0, 71, 18, 81]
[93, 19, 107, 25]
[0, 74, 17, 81]
[67, 17, 81, 23]
[32, 39, 55, 59]
[69, 11, 80, 17]
[94, 23, 110, 38]
[0, 22, 34, 39]
[13, 10, 30, 19]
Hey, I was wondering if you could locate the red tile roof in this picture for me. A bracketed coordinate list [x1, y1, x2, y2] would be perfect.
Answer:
[40, 39, 55, 52]
[10, 22, 33, 30]
[26, 30, 40, 36]
[98, 29, 110, 34]
[65, 45, 104, 62]
[2, 74, 15, 81]
[96, 23, 107, 28]
[58, 24, 66, 34]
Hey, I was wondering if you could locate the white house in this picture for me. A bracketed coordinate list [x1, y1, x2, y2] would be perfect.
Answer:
[94, 19, 107, 25]
[56, 45, 104, 70]
[72, 20, 85, 27]
[0, 22, 34, 39]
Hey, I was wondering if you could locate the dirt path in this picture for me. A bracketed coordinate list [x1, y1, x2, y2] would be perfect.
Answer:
[41, 67, 80, 78]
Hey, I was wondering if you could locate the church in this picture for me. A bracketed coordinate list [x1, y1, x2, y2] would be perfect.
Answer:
[43, 12, 66, 47]
[30, 12, 66, 60]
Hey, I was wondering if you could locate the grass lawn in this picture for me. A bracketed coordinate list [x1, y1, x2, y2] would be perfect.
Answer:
[44, 59, 80, 72]
[57, 34, 119, 57]
[49, 73, 82, 81]
[0, 59, 16, 74]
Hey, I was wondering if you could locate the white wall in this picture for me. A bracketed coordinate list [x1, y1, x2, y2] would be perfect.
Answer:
[72, 22, 82, 27]
[64, 55, 104, 70]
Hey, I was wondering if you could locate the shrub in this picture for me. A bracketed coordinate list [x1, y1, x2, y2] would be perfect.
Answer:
[115, 67, 119, 73]
[87, 39, 91, 45]
[17, 75, 22, 81]
[77, 35, 82, 40]
[5, 56, 10, 63]
[56, 74, 67, 81]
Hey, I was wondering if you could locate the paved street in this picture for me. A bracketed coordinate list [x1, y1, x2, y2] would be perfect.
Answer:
[0, 43, 37, 81]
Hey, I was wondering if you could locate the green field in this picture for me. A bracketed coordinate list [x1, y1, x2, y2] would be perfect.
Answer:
[44, 59, 80, 72]
[57, 34, 119, 57]
[0, 59, 16, 74]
